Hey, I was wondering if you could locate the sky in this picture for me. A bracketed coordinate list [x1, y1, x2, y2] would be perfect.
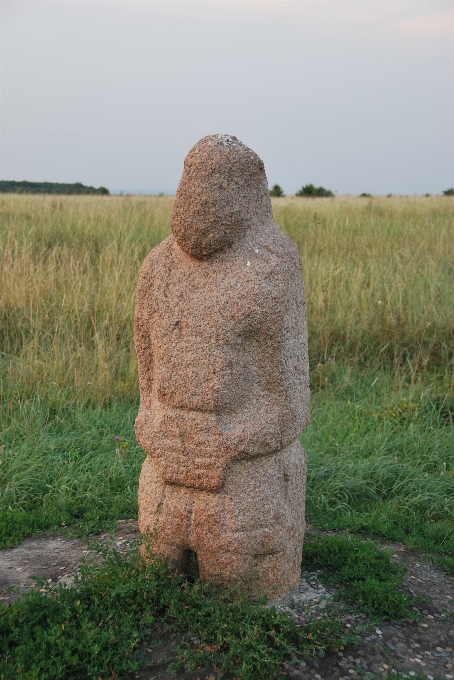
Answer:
[1, 0, 453, 195]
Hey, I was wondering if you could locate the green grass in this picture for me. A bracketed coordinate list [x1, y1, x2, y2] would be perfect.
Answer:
[302, 534, 424, 619]
[1, 194, 453, 408]
[303, 365, 454, 557]
[0, 388, 144, 546]
[1, 366, 452, 557]
[436, 555, 454, 576]
[0, 542, 358, 680]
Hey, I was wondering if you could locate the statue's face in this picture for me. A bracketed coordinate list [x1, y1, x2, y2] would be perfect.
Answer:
[172, 174, 246, 259]
[171, 135, 271, 260]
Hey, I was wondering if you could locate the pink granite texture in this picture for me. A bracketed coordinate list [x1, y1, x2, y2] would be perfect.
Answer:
[135, 134, 310, 599]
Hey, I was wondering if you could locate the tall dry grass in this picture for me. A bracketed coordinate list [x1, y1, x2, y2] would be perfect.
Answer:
[1, 194, 453, 402]
[276, 195, 454, 371]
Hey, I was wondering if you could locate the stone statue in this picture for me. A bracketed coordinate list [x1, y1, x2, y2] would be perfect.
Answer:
[135, 134, 309, 599]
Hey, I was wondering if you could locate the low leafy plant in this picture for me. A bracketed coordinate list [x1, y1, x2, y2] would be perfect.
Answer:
[296, 184, 334, 197]
[0, 542, 357, 680]
[302, 534, 424, 619]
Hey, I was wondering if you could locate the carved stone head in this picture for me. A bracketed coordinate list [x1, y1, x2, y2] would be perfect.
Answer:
[171, 134, 272, 259]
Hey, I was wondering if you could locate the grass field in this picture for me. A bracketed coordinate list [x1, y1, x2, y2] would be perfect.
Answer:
[1, 194, 453, 403]
[1, 193, 453, 549]
[1, 194, 453, 678]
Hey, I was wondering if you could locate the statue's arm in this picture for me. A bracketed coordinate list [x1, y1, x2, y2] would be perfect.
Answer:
[223, 329, 309, 459]
[134, 254, 155, 450]
[223, 247, 310, 458]
[278, 258, 310, 436]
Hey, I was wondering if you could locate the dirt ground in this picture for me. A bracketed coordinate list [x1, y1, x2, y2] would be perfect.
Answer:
[1, 521, 453, 680]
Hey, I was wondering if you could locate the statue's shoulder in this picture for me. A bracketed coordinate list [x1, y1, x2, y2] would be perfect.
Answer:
[257, 222, 301, 271]
[271, 222, 300, 257]
[138, 234, 175, 280]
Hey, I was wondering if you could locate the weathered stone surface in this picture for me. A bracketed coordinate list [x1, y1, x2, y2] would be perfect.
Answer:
[135, 134, 309, 599]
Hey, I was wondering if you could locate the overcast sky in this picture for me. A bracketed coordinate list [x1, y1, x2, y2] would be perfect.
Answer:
[1, 0, 453, 195]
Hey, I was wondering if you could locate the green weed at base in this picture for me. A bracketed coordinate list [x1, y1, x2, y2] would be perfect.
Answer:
[166, 595, 355, 679]
[0, 543, 357, 680]
[302, 534, 425, 619]
[0, 546, 160, 680]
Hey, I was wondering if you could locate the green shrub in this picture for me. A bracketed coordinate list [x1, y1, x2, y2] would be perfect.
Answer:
[443, 188, 454, 196]
[270, 184, 284, 197]
[296, 184, 333, 197]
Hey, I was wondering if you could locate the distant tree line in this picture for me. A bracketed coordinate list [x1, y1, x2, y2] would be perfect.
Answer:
[270, 185, 454, 197]
[270, 183, 334, 197]
[0, 181, 109, 195]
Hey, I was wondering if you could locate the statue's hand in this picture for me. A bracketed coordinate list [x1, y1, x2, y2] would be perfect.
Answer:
[135, 406, 231, 491]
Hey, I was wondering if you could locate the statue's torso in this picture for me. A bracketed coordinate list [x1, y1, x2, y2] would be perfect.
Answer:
[135, 231, 307, 490]
[148, 237, 282, 414]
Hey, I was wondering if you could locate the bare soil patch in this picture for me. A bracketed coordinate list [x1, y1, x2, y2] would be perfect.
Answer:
[1, 522, 453, 680]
